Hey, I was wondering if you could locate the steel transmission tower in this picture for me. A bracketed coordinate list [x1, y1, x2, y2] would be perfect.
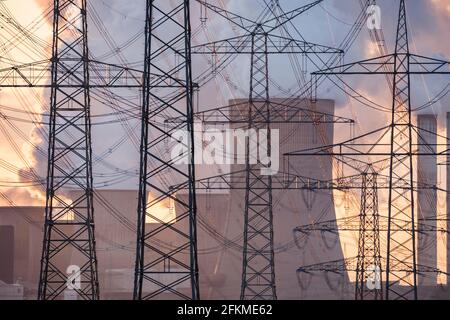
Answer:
[385, 2, 417, 299]
[38, 0, 99, 300]
[133, 0, 199, 300]
[294, 165, 383, 300]
[193, 0, 342, 300]
[355, 166, 382, 300]
[287, 0, 450, 300]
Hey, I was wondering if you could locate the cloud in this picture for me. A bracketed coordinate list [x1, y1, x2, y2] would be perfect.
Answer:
[34, 0, 53, 24]
[2, 0, 448, 197]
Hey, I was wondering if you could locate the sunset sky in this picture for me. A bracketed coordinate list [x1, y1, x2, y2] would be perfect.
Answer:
[0, 0, 449, 281]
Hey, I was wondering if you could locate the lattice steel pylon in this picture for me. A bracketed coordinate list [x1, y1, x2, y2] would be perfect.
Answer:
[194, 0, 342, 300]
[38, 0, 99, 300]
[287, 0, 450, 300]
[242, 25, 276, 300]
[294, 164, 447, 300]
[133, 0, 199, 300]
[355, 166, 382, 300]
[385, 0, 417, 300]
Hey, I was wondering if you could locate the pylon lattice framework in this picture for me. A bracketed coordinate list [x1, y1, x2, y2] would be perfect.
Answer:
[133, 0, 200, 300]
[193, 0, 342, 300]
[0, 0, 148, 300]
[287, 0, 450, 300]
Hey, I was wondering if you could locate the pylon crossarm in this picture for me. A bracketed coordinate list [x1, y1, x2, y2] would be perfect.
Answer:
[285, 124, 450, 157]
[294, 216, 360, 234]
[0, 58, 189, 88]
[296, 259, 447, 276]
[297, 258, 358, 273]
[312, 54, 450, 75]
[191, 34, 253, 55]
[195, 0, 323, 34]
[285, 126, 391, 157]
[415, 265, 449, 276]
[165, 99, 354, 124]
[313, 54, 395, 75]
[267, 34, 343, 54]
[169, 169, 335, 191]
[170, 167, 444, 192]
[409, 54, 450, 74]
[294, 216, 448, 234]
[191, 33, 342, 55]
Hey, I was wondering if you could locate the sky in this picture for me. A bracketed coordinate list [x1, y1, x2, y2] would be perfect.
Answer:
[0, 0, 449, 279]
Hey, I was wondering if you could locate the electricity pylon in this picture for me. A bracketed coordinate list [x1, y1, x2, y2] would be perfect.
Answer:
[38, 0, 99, 300]
[193, 0, 342, 300]
[354, 167, 383, 300]
[133, 0, 200, 300]
[286, 0, 450, 300]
